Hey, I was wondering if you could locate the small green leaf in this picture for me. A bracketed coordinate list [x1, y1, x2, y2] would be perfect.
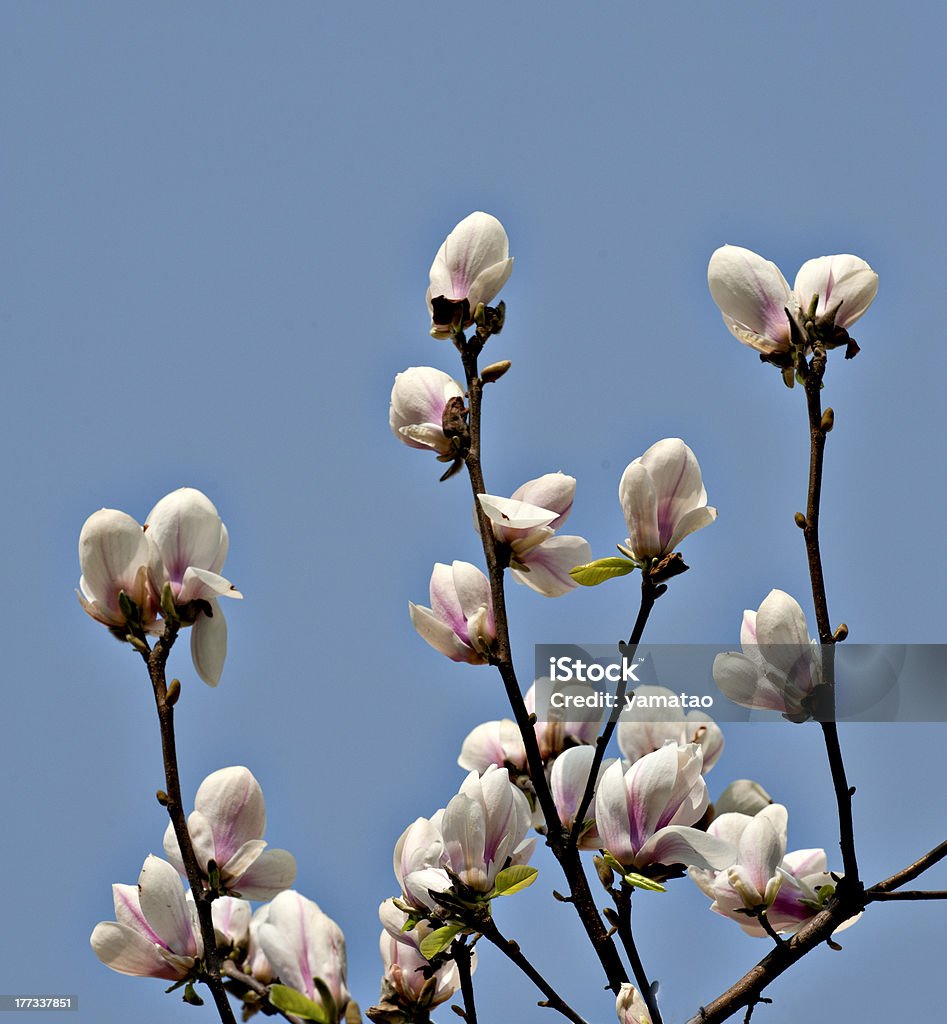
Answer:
[622, 871, 667, 893]
[569, 557, 636, 586]
[419, 924, 463, 961]
[601, 851, 626, 874]
[268, 985, 329, 1023]
[493, 865, 538, 897]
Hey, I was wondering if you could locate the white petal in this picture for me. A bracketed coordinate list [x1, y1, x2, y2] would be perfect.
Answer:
[146, 487, 228, 582]
[191, 603, 228, 686]
[619, 461, 659, 560]
[178, 566, 242, 603]
[636, 825, 736, 870]
[231, 848, 297, 900]
[477, 494, 558, 530]
[793, 255, 878, 328]
[409, 602, 483, 664]
[708, 245, 795, 352]
[513, 535, 592, 596]
[194, 766, 266, 863]
[91, 922, 190, 980]
[138, 855, 197, 956]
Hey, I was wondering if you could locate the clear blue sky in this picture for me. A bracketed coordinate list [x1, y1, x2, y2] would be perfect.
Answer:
[2, 3, 944, 1022]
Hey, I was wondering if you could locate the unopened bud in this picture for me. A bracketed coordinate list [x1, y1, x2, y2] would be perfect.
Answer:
[166, 678, 181, 706]
[593, 854, 615, 889]
[833, 623, 849, 642]
[480, 359, 511, 384]
[794, 512, 807, 529]
[821, 408, 835, 433]
[156, 790, 169, 806]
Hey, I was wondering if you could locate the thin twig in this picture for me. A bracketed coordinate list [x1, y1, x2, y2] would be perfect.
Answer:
[866, 890, 947, 902]
[478, 918, 590, 1024]
[458, 332, 628, 993]
[139, 626, 237, 1024]
[452, 938, 478, 1024]
[868, 840, 947, 894]
[612, 886, 663, 1024]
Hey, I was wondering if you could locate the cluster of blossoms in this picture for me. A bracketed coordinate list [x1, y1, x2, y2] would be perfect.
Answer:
[90, 767, 353, 1021]
[77, 487, 242, 686]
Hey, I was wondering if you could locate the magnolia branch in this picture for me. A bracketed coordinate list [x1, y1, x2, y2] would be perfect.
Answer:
[458, 333, 629, 994]
[139, 626, 237, 1024]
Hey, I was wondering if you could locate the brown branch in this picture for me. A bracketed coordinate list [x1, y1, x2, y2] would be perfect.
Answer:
[612, 886, 663, 1024]
[457, 333, 628, 994]
[139, 626, 237, 1024]
[868, 840, 947, 895]
[452, 938, 478, 1024]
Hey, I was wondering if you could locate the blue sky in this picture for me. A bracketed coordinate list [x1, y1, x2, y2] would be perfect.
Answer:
[2, 3, 944, 1022]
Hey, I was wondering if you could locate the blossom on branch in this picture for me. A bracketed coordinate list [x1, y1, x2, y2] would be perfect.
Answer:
[707, 244, 877, 357]
[389, 366, 465, 455]
[477, 472, 592, 596]
[713, 589, 822, 721]
[409, 561, 496, 664]
[595, 744, 734, 873]
[90, 855, 201, 981]
[163, 766, 296, 900]
[77, 509, 164, 634]
[616, 984, 653, 1024]
[618, 439, 716, 564]
[427, 212, 513, 338]
[145, 487, 243, 686]
[618, 685, 724, 772]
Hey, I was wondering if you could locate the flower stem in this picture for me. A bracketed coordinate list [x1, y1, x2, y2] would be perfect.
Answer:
[452, 938, 478, 1024]
[458, 335, 629, 994]
[613, 886, 663, 1024]
[139, 626, 237, 1024]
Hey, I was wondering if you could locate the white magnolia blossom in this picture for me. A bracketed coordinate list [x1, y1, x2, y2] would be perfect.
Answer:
[616, 983, 653, 1024]
[409, 561, 496, 664]
[595, 745, 734, 872]
[77, 508, 164, 632]
[163, 766, 296, 900]
[707, 244, 878, 356]
[713, 589, 822, 720]
[714, 779, 774, 817]
[389, 366, 465, 454]
[458, 717, 528, 774]
[256, 890, 349, 1015]
[618, 685, 724, 772]
[90, 855, 201, 981]
[145, 487, 243, 686]
[478, 473, 592, 597]
[243, 904, 276, 985]
[377, 899, 472, 1009]
[618, 439, 716, 563]
[440, 766, 536, 893]
[550, 746, 616, 850]
[393, 814, 451, 913]
[207, 895, 251, 954]
[692, 806, 859, 937]
[427, 212, 513, 338]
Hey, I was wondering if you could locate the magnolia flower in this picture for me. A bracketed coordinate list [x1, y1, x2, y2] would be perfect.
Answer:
[243, 904, 276, 985]
[595, 745, 734, 872]
[377, 899, 472, 1009]
[616, 984, 653, 1024]
[703, 804, 789, 917]
[715, 779, 773, 817]
[256, 891, 349, 1016]
[90, 855, 201, 980]
[393, 815, 451, 913]
[389, 366, 465, 455]
[618, 686, 724, 772]
[77, 508, 164, 633]
[550, 746, 616, 849]
[208, 896, 251, 954]
[145, 488, 242, 686]
[440, 766, 536, 893]
[458, 717, 528, 774]
[427, 212, 513, 338]
[477, 473, 592, 596]
[163, 766, 296, 900]
[618, 439, 716, 564]
[713, 589, 822, 721]
[409, 561, 496, 664]
[707, 244, 878, 356]
[691, 806, 858, 937]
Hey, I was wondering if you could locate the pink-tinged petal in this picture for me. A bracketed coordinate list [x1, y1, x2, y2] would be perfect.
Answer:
[138, 855, 198, 956]
[513, 535, 592, 596]
[638, 440, 706, 552]
[393, 817, 446, 891]
[146, 488, 228, 588]
[190, 603, 228, 686]
[390, 367, 465, 453]
[708, 245, 796, 354]
[177, 566, 242, 603]
[162, 813, 215, 876]
[90, 922, 190, 980]
[625, 745, 679, 848]
[458, 720, 526, 772]
[409, 602, 484, 663]
[428, 563, 468, 637]
[737, 815, 785, 896]
[740, 610, 758, 645]
[112, 884, 164, 946]
[211, 896, 251, 950]
[451, 562, 495, 633]
[636, 825, 736, 870]
[232, 849, 297, 900]
[429, 212, 511, 303]
[550, 745, 598, 829]
[220, 839, 267, 887]
[511, 473, 576, 528]
[782, 848, 827, 877]
[194, 766, 266, 865]
[793, 255, 878, 328]
[754, 590, 820, 686]
[616, 984, 652, 1024]
[441, 793, 488, 890]
[665, 505, 717, 554]
[478, 494, 558, 531]
[713, 652, 793, 713]
[595, 760, 637, 864]
[619, 461, 659, 560]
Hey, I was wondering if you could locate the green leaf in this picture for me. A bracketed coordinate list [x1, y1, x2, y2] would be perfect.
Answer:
[493, 865, 538, 897]
[569, 557, 636, 586]
[268, 985, 329, 1023]
[419, 924, 463, 961]
[622, 871, 667, 893]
